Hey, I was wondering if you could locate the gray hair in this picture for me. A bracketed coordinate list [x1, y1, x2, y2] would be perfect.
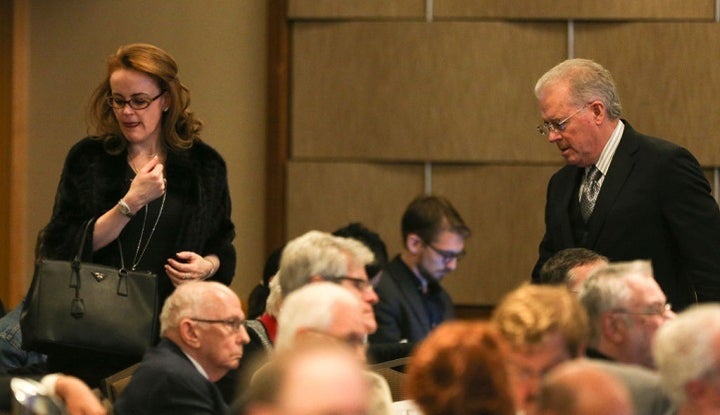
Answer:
[652, 304, 720, 406]
[276, 230, 374, 296]
[159, 281, 235, 335]
[577, 260, 653, 346]
[275, 282, 361, 352]
[535, 58, 622, 120]
[265, 274, 282, 317]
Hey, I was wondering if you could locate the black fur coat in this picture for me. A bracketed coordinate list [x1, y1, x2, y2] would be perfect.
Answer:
[40, 136, 236, 295]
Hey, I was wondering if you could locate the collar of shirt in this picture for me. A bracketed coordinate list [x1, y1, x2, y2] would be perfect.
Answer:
[592, 120, 624, 178]
[579, 120, 624, 200]
[183, 350, 210, 380]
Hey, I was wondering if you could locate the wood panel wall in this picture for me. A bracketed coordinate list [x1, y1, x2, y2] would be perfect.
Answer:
[275, 0, 720, 306]
[0, 2, 12, 307]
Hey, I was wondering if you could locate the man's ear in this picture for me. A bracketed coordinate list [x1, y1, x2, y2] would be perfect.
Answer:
[602, 312, 626, 344]
[590, 101, 606, 124]
[406, 233, 424, 254]
[179, 319, 202, 349]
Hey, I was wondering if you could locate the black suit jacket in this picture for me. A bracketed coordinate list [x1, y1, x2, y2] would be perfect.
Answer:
[114, 338, 227, 415]
[370, 256, 454, 343]
[532, 121, 720, 310]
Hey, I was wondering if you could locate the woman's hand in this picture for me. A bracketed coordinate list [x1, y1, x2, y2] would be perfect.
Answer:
[123, 156, 166, 213]
[165, 251, 217, 286]
[93, 156, 166, 251]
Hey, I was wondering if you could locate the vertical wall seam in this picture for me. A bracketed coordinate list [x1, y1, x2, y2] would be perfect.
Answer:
[568, 20, 575, 59]
[424, 162, 433, 195]
[425, 0, 433, 194]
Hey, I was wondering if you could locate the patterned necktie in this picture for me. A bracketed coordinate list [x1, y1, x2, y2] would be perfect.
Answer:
[580, 165, 602, 222]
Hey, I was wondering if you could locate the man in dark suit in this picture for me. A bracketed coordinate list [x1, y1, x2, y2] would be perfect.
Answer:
[114, 281, 250, 415]
[531, 58, 720, 311]
[370, 195, 470, 344]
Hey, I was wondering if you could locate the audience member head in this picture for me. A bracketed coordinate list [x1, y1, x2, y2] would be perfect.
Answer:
[276, 230, 378, 333]
[578, 260, 674, 369]
[275, 282, 368, 362]
[333, 222, 389, 282]
[652, 304, 720, 413]
[492, 284, 589, 415]
[89, 43, 203, 153]
[247, 246, 283, 319]
[159, 281, 250, 381]
[239, 340, 370, 415]
[534, 59, 622, 168]
[534, 58, 622, 122]
[539, 248, 608, 293]
[400, 194, 470, 283]
[406, 321, 515, 415]
[537, 360, 634, 415]
[264, 273, 282, 318]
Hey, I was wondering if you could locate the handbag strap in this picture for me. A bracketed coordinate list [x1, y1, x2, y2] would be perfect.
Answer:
[74, 219, 128, 270]
[73, 219, 96, 264]
[117, 239, 128, 271]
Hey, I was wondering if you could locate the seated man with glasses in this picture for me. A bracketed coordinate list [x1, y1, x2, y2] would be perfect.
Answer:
[494, 283, 670, 415]
[578, 260, 675, 369]
[238, 282, 392, 415]
[114, 281, 250, 415]
[370, 194, 470, 344]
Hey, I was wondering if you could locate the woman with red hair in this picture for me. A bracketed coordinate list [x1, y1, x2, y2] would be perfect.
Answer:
[406, 321, 515, 415]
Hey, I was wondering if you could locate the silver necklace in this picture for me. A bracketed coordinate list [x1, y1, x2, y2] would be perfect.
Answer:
[126, 153, 166, 270]
[131, 189, 166, 270]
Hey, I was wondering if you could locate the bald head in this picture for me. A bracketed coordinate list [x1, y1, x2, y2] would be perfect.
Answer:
[538, 360, 634, 415]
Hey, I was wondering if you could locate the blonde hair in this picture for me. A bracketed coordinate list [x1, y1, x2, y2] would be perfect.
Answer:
[492, 284, 588, 357]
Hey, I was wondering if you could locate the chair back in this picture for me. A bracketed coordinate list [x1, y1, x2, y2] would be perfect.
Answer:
[370, 357, 410, 402]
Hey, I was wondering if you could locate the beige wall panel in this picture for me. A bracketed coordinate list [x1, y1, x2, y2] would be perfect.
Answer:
[434, 0, 714, 20]
[292, 22, 565, 163]
[431, 164, 560, 304]
[286, 161, 425, 255]
[575, 23, 720, 166]
[288, 0, 426, 19]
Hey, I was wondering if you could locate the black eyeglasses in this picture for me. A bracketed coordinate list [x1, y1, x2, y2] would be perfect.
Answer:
[107, 90, 165, 110]
[537, 104, 589, 136]
[611, 302, 672, 317]
[422, 240, 466, 264]
[323, 275, 379, 292]
[190, 317, 245, 333]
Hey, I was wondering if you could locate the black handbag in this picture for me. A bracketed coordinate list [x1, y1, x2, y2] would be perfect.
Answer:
[20, 220, 159, 357]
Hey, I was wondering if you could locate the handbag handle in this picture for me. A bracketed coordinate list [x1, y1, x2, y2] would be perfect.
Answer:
[68, 219, 131, 318]
[69, 219, 95, 289]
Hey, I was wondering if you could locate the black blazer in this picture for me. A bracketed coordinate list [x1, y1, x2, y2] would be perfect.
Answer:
[532, 121, 720, 310]
[370, 256, 454, 343]
[114, 338, 228, 415]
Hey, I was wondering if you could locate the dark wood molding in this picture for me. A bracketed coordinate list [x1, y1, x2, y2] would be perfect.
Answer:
[0, 1, 12, 308]
[265, 0, 289, 255]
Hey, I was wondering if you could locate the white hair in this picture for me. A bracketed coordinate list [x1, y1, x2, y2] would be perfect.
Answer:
[159, 281, 235, 335]
[276, 230, 374, 296]
[265, 275, 282, 317]
[275, 282, 361, 352]
[577, 260, 653, 346]
[652, 303, 720, 405]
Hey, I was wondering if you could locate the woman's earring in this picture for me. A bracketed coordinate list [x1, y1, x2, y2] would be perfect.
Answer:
[163, 107, 169, 112]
